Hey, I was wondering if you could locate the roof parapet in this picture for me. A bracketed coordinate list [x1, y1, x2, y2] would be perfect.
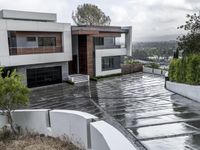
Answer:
[0, 9, 57, 22]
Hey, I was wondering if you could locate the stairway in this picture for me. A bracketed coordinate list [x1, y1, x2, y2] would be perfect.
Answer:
[67, 74, 90, 84]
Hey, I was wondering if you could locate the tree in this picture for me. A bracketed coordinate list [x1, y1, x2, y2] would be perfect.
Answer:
[177, 12, 200, 56]
[72, 3, 111, 26]
[0, 68, 29, 134]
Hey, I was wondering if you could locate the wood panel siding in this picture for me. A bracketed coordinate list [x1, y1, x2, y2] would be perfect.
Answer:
[78, 35, 88, 74]
[86, 35, 94, 76]
[9, 31, 63, 55]
[78, 35, 94, 76]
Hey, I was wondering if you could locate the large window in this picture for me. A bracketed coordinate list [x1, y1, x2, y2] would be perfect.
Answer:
[102, 56, 121, 71]
[94, 37, 104, 46]
[38, 37, 56, 47]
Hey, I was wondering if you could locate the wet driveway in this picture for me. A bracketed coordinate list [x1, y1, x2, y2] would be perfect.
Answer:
[29, 73, 200, 150]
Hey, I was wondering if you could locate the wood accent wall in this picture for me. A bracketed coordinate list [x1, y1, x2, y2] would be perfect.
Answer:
[78, 35, 88, 74]
[78, 35, 94, 76]
[10, 32, 63, 55]
[86, 35, 94, 76]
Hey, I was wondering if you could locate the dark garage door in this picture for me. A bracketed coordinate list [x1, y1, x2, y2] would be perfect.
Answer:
[27, 66, 62, 88]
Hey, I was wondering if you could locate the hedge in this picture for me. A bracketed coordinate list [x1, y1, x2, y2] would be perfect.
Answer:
[145, 63, 160, 69]
[169, 54, 200, 85]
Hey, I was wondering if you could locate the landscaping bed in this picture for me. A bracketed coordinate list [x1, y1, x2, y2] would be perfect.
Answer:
[0, 132, 81, 150]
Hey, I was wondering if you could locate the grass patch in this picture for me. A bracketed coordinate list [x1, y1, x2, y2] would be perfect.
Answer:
[66, 80, 75, 85]
[0, 131, 82, 150]
[144, 63, 160, 69]
[90, 73, 122, 81]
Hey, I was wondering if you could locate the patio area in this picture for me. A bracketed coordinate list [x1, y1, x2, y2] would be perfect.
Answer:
[29, 73, 200, 150]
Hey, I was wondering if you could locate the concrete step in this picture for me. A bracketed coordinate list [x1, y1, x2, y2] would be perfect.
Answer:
[67, 74, 90, 84]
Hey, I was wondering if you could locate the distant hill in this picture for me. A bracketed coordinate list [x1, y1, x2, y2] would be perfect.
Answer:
[133, 41, 177, 51]
[132, 41, 177, 62]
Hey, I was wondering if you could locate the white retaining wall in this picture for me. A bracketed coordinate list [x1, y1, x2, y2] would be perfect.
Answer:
[0, 114, 7, 128]
[90, 121, 136, 150]
[12, 109, 50, 135]
[166, 81, 200, 102]
[50, 110, 98, 149]
[143, 66, 167, 76]
[0, 109, 136, 150]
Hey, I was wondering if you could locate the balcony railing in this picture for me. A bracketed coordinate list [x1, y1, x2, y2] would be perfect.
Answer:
[95, 45, 125, 50]
[9, 46, 63, 56]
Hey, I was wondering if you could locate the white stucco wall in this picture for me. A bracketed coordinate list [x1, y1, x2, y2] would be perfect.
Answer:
[50, 110, 97, 149]
[0, 109, 137, 150]
[0, 9, 57, 22]
[0, 114, 7, 128]
[90, 121, 136, 150]
[143, 66, 153, 74]
[166, 81, 200, 102]
[12, 109, 50, 134]
[143, 66, 166, 76]
[95, 48, 126, 76]
[123, 26, 132, 56]
[154, 68, 162, 75]
[0, 19, 72, 67]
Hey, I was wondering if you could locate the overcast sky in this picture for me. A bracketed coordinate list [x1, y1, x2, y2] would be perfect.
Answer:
[0, 0, 200, 41]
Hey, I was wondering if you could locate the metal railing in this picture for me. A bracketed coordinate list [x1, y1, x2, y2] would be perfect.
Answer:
[9, 46, 63, 55]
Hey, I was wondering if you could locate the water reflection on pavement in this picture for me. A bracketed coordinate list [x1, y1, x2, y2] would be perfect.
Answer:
[30, 73, 200, 150]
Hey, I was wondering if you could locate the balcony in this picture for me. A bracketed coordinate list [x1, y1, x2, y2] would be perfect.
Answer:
[9, 46, 63, 55]
[95, 44, 125, 50]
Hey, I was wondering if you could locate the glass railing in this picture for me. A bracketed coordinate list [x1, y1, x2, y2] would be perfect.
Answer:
[9, 46, 63, 55]
[95, 45, 125, 50]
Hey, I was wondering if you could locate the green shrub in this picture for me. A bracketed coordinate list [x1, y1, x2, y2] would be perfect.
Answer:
[146, 63, 160, 69]
[124, 58, 140, 65]
[186, 54, 200, 85]
[169, 59, 177, 81]
[169, 54, 200, 85]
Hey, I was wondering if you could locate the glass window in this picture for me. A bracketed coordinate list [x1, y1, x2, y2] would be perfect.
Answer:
[94, 37, 104, 46]
[27, 37, 36, 42]
[102, 56, 121, 71]
[38, 37, 56, 47]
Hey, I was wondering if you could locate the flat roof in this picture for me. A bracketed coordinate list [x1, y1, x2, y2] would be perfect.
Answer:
[0, 9, 57, 22]
[72, 26, 130, 35]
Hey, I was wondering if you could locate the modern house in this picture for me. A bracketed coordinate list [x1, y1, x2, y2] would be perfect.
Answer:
[0, 9, 72, 87]
[70, 26, 132, 77]
[0, 9, 132, 88]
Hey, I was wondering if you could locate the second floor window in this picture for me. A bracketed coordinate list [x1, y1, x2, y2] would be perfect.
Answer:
[94, 37, 104, 46]
[38, 37, 56, 47]
[27, 37, 36, 42]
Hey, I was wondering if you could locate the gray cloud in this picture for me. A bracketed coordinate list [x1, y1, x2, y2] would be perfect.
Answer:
[0, 0, 199, 41]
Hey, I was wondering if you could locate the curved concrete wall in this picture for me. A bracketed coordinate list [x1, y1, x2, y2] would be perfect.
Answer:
[143, 66, 167, 76]
[90, 121, 136, 150]
[0, 109, 136, 150]
[50, 110, 98, 149]
[166, 81, 200, 102]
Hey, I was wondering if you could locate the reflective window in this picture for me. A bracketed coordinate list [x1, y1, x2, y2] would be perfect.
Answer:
[94, 37, 104, 46]
[102, 56, 121, 71]
[38, 37, 56, 47]
[27, 37, 36, 42]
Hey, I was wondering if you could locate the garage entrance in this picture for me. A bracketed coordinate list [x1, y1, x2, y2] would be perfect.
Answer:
[27, 66, 62, 88]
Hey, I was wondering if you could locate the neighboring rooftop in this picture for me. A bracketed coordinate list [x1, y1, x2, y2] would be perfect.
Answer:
[0, 9, 57, 22]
